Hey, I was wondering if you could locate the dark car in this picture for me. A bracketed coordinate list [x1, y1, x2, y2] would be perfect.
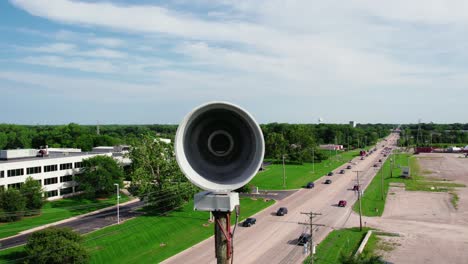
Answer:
[327, 172, 334, 176]
[383, 154, 387, 157]
[325, 179, 332, 184]
[298, 233, 311, 245]
[346, 165, 352, 169]
[339, 169, 346, 174]
[306, 182, 315, 189]
[242, 218, 256, 227]
[338, 200, 347, 207]
[373, 164, 379, 167]
[353, 184, 360, 191]
[277, 207, 288, 216]
[378, 159, 382, 162]
[360, 157, 365, 160]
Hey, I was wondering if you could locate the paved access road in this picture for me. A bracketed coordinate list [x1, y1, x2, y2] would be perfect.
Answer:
[162, 134, 399, 264]
[0, 200, 144, 250]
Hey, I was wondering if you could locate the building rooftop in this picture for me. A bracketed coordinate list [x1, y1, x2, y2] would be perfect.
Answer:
[0, 151, 100, 164]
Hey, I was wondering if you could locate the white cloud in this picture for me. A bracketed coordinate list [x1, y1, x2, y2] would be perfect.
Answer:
[88, 37, 125, 47]
[22, 42, 127, 59]
[20, 56, 118, 73]
[7, 0, 468, 122]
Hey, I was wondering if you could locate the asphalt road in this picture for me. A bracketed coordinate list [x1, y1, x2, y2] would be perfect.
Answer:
[0, 200, 144, 250]
[162, 134, 399, 264]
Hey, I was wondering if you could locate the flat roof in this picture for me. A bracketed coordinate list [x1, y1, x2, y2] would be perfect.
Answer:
[0, 152, 101, 164]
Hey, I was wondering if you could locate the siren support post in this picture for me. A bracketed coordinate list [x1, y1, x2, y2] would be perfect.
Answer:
[194, 191, 239, 264]
[175, 102, 264, 264]
[213, 211, 232, 264]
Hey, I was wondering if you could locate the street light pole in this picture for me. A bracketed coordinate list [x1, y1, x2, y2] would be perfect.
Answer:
[114, 183, 120, 224]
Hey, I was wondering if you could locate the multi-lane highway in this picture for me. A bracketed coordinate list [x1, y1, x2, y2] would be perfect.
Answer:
[163, 134, 399, 264]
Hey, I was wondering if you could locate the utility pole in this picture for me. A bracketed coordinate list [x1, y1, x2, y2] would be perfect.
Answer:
[353, 171, 363, 231]
[380, 163, 384, 200]
[282, 154, 286, 188]
[299, 211, 325, 264]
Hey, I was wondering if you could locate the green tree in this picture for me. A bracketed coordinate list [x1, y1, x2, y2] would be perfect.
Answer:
[24, 227, 89, 264]
[129, 135, 193, 210]
[20, 177, 44, 216]
[0, 132, 7, 149]
[0, 188, 26, 222]
[76, 155, 124, 198]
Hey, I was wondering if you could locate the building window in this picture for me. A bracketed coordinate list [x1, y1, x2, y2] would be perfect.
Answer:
[74, 162, 83, 169]
[44, 165, 58, 172]
[7, 168, 24, 177]
[8, 183, 22, 189]
[0, 171, 4, 178]
[61, 187, 73, 195]
[60, 163, 73, 170]
[44, 177, 58, 185]
[26, 166, 42, 175]
[60, 175, 73, 183]
[46, 190, 58, 197]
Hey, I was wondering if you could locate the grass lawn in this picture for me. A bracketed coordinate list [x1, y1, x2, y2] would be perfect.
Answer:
[250, 150, 360, 190]
[0, 197, 274, 264]
[0, 193, 130, 239]
[306, 227, 372, 264]
[354, 153, 466, 217]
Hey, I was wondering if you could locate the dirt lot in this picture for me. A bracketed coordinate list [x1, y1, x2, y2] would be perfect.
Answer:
[363, 153, 468, 264]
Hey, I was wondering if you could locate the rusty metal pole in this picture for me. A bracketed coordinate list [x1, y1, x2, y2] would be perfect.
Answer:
[213, 211, 232, 264]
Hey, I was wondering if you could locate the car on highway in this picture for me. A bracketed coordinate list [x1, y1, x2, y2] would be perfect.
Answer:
[298, 233, 311, 245]
[306, 182, 315, 188]
[327, 172, 334, 176]
[338, 200, 347, 207]
[353, 185, 360, 191]
[242, 218, 257, 227]
[373, 164, 379, 167]
[324, 179, 332, 184]
[379, 159, 382, 162]
[339, 169, 346, 174]
[276, 207, 288, 216]
[346, 165, 352, 169]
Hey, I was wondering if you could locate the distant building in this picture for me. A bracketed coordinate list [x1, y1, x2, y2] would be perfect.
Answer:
[319, 144, 344, 151]
[349, 121, 356, 128]
[0, 146, 125, 200]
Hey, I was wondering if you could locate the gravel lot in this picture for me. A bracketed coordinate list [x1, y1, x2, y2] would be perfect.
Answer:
[362, 153, 468, 264]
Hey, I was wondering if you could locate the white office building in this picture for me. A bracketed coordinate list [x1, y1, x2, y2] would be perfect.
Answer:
[0, 148, 111, 200]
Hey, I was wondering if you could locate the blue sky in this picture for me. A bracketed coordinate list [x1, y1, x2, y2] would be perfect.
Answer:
[1, 0, 468, 125]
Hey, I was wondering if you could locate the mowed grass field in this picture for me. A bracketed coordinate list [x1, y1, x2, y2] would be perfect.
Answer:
[0, 193, 130, 239]
[250, 150, 360, 190]
[0, 198, 274, 264]
[307, 227, 372, 264]
[354, 153, 466, 216]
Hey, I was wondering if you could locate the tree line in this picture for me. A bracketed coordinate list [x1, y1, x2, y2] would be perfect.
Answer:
[399, 123, 468, 147]
[262, 123, 393, 163]
[0, 123, 177, 151]
[1, 123, 393, 161]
